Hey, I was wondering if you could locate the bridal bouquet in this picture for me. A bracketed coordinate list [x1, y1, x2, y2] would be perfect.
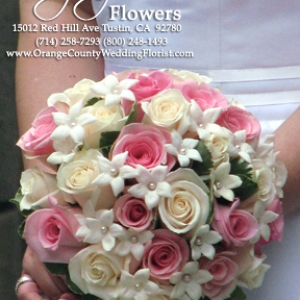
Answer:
[13, 69, 287, 300]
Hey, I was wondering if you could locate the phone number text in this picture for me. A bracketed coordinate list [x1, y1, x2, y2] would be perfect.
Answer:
[35, 37, 168, 48]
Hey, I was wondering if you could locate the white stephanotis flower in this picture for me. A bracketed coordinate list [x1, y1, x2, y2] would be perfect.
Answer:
[76, 205, 124, 251]
[257, 149, 287, 199]
[190, 225, 222, 260]
[232, 130, 256, 163]
[255, 134, 275, 158]
[120, 269, 160, 300]
[210, 162, 242, 201]
[251, 201, 279, 243]
[128, 165, 172, 210]
[115, 228, 154, 261]
[51, 99, 97, 144]
[92, 152, 137, 197]
[47, 92, 70, 106]
[170, 261, 213, 300]
[164, 130, 202, 167]
[251, 135, 287, 203]
[47, 138, 79, 165]
[272, 160, 288, 198]
[91, 74, 138, 106]
[189, 100, 222, 136]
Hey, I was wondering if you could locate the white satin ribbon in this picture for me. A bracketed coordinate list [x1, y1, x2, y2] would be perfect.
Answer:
[201, 66, 300, 82]
[225, 90, 300, 106]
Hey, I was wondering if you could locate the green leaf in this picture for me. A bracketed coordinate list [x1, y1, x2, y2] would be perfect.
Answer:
[192, 140, 213, 176]
[10, 198, 20, 207]
[45, 263, 85, 296]
[125, 102, 138, 125]
[10, 187, 33, 216]
[81, 294, 99, 300]
[44, 263, 69, 276]
[18, 219, 26, 238]
[152, 208, 160, 229]
[10, 188, 28, 238]
[99, 131, 120, 157]
[233, 176, 258, 201]
[67, 278, 83, 296]
[67, 275, 84, 295]
[230, 158, 252, 176]
[230, 158, 258, 201]
[225, 286, 247, 300]
[206, 193, 215, 225]
[9, 187, 23, 208]
[20, 208, 34, 217]
[85, 97, 103, 107]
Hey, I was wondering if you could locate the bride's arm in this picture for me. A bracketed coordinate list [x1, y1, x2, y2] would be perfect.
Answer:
[16, 1, 103, 299]
[16, 0, 104, 167]
[275, 106, 300, 215]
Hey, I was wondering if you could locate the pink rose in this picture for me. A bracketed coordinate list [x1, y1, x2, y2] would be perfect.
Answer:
[174, 80, 228, 111]
[142, 229, 189, 283]
[212, 200, 259, 247]
[200, 251, 239, 300]
[17, 106, 58, 156]
[129, 70, 173, 101]
[23, 196, 85, 263]
[111, 123, 175, 170]
[216, 106, 261, 141]
[258, 197, 284, 245]
[114, 194, 154, 232]
[122, 70, 173, 119]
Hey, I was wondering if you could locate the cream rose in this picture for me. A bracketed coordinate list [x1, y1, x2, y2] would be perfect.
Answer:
[203, 124, 234, 166]
[57, 149, 116, 209]
[158, 169, 210, 235]
[57, 149, 101, 204]
[47, 79, 97, 108]
[69, 244, 126, 299]
[64, 78, 97, 106]
[254, 165, 276, 203]
[238, 255, 270, 290]
[168, 69, 212, 84]
[142, 89, 189, 132]
[20, 168, 58, 211]
[83, 100, 126, 148]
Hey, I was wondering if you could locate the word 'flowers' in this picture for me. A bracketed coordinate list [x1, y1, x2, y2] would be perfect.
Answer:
[14, 69, 287, 300]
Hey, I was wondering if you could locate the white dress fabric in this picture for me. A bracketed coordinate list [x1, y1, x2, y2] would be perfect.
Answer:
[92, 0, 300, 298]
